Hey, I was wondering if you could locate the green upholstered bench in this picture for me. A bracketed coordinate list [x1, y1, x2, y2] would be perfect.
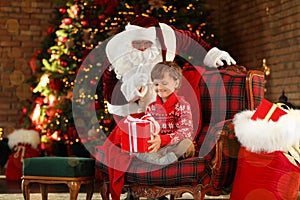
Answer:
[21, 157, 95, 200]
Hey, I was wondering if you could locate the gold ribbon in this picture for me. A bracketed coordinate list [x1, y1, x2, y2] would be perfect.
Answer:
[284, 146, 300, 166]
[13, 145, 26, 162]
[264, 103, 289, 121]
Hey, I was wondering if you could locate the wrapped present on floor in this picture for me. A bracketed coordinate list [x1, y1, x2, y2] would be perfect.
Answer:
[231, 99, 300, 200]
[121, 114, 159, 153]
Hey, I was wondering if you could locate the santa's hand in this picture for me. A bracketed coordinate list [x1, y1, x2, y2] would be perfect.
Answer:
[121, 73, 148, 102]
[204, 47, 236, 68]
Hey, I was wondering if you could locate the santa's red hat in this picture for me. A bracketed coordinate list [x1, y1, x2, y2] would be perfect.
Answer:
[129, 16, 160, 28]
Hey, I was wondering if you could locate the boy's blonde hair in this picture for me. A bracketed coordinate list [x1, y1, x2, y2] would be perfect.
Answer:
[151, 61, 182, 89]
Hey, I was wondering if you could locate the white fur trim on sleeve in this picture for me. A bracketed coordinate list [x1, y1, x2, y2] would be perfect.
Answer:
[233, 110, 300, 153]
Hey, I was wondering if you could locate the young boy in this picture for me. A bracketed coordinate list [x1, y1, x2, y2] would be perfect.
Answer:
[135, 61, 195, 165]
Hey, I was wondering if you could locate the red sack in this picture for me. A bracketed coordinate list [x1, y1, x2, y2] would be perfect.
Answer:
[6, 144, 40, 181]
[230, 147, 300, 200]
[232, 99, 300, 199]
[6, 129, 41, 180]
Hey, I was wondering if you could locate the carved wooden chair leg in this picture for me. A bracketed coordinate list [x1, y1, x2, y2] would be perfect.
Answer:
[193, 190, 204, 200]
[99, 182, 109, 200]
[86, 181, 94, 200]
[39, 183, 48, 200]
[170, 194, 175, 200]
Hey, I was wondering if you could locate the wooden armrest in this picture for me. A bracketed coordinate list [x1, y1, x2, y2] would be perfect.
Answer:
[246, 70, 265, 110]
[210, 121, 240, 172]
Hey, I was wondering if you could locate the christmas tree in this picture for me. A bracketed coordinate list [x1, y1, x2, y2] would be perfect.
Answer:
[21, 0, 219, 156]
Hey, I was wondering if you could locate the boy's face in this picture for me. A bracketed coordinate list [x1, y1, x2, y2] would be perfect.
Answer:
[152, 72, 179, 102]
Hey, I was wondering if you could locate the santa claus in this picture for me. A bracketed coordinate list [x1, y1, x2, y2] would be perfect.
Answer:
[98, 16, 236, 200]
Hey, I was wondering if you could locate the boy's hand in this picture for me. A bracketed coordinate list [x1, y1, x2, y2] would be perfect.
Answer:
[147, 135, 161, 152]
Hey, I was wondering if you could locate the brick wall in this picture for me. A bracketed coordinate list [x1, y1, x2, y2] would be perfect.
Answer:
[212, 0, 300, 107]
[0, 1, 56, 135]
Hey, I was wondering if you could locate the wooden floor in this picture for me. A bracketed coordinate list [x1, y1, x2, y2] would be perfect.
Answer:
[0, 175, 231, 199]
[2, 175, 300, 199]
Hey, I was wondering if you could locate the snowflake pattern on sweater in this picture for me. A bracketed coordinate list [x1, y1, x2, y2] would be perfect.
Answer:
[145, 93, 194, 146]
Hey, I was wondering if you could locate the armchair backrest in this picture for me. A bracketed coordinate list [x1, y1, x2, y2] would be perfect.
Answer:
[182, 65, 264, 145]
[200, 65, 264, 127]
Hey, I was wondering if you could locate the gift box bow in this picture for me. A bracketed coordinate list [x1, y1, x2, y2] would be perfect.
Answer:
[251, 99, 288, 122]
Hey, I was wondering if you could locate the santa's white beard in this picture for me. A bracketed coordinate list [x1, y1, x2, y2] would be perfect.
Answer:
[128, 45, 161, 66]
[112, 44, 162, 80]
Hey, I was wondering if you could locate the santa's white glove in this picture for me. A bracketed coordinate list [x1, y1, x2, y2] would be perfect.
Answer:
[204, 47, 236, 68]
[121, 72, 149, 102]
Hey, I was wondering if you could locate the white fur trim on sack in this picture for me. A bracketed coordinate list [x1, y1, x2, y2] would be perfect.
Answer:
[233, 109, 300, 153]
[7, 129, 40, 149]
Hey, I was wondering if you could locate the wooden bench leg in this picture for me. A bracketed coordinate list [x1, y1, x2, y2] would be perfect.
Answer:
[39, 183, 48, 200]
[21, 179, 31, 200]
[67, 181, 81, 200]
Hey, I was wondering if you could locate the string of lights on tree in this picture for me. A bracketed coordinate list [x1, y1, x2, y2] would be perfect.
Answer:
[20, 0, 219, 155]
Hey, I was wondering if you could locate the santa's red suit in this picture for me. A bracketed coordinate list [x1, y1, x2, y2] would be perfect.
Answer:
[97, 16, 236, 200]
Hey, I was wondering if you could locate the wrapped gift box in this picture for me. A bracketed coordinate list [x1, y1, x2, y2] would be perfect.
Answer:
[121, 115, 153, 153]
[251, 98, 287, 121]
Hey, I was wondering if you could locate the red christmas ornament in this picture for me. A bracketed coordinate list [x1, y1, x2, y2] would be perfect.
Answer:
[102, 119, 111, 126]
[49, 79, 64, 91]
[60, 60, 68, 67]
[69, 52, 76, 57]
[81, 20, 89, 27]
[35, 97, 44, 105]
[47, 26, 55, 35]
[62, 18, 72, 25]
[58, 36, 68, 43]
[22, 107, 28, 114]
[59, 8, 67, 14]
[98, 14, 106, 21]
[45, 108, 56, 118]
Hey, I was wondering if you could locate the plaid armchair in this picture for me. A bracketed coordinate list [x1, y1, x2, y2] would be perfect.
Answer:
[96, 64, 265, 200]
